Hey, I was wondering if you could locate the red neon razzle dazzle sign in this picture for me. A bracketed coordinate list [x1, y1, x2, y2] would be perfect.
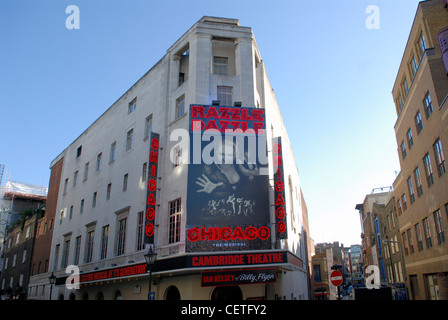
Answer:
[144, 132, 160, 244]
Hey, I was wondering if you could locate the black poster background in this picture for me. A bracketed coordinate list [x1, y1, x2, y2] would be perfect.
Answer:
[186, 104, 271, 252]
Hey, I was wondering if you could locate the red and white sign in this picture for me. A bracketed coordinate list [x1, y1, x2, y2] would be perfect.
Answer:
[330, 270, 343, 287]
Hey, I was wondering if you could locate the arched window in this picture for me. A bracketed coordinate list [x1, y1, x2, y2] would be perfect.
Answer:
[114, 290, 122, 300]
[165, 286, 181, 300]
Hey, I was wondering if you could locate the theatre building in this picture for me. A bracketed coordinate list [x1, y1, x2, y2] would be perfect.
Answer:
[27, 16, 312, 300]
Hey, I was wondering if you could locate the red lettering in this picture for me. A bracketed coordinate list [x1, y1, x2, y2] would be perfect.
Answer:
[244, 226, 257, 240]
[191, 105, 205, 118]
[230, 108, 241, 120]
[230, 121, 240, 130]
[186, 226, 271, 242]
[220, 227, 232, 241]
[150, 150, 159, 163]
[240, 109, 253, 120]
[276, 193, 285, 206]
[277, 221, 286, 233]
[187, 228, 200, 242]
[150, 164, 156, 177]
[219, 120, 229, 132]
[145, 223, 154, 237]
[273, 143, 281, 154]
[219, 107, 230, 119]
[276, 206, 285, 219]
[151, 138, 159, 150]
[148, 179, 157, 191]
[274, 155, 282, 167]
[192, 119, 205, 131]
[232, 227, 245, 240]
[204, 120, 219, 131]
[258, 226, 271, 240]
[146, 193, 155, 205]
[253, 122, 264, 133]
[252, 109, 264, 121]
[275, 180, 284, 192]
[276, 168, 282, 180]
[146, 207, 155, 220]
[206, 106, 219, 118]
[200, 227, 219, 241]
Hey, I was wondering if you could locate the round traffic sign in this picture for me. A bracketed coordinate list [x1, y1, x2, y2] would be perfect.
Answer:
[330, 270, 343, 287]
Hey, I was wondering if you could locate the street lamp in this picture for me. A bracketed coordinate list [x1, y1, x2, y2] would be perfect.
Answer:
[48, 272, 56, 300]
[144, 248, 157, 300]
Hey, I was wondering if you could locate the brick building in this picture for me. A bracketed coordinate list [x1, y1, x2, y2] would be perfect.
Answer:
[392, 0, 448, 300]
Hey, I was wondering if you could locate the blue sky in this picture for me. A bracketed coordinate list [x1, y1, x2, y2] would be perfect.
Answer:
[0, 0, 422, 246]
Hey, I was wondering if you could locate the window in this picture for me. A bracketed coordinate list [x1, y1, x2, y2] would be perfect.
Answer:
[407, 229, 414, 254]
[407, 128, 413, 149]
[22, 249, 27, 263]
[397, 199, 402, 216]
[85, 230, 95, 263]
[73, 171, 78, 187]
[96, 153, 102, 171]
[123, 174, 128, 192]
[126, 129, 134, 151]
[414, 166, 423, 197]
[398, 93, 404, 112]
[418, 31, 427, 56]
[53, 244, 60, 270]
[116, 218, 127, 256]
[407, 176, 415, 204]
[403, 77, 409, 97]
[80, 199, 84, 214]
[415, 111, 423, 134]
[62, 239, 70, 268]
[423, 92, 433, 119]
[145, 115, 152, 140]
[100, 225, 109, 260]
[92, 192, 97, 208]
[402, 194, 407, 211]
[402, 232, 408, 256]
[434, 210, 445, 245]
[410, 55, 418, 77]
[415, 223, 423, 251]
[106, 183, 111, 200]
[213, 57, 228, 75]
[401, 141, 407, 160]
[422, 217, 432, 249]
[83, 162, 89, 181]
[69, 205, 73, 219]
[76, 146, 82, 158]
[136, 211, 144, 251]
[59, 209, 64, 224]
[128, 97, 137, 114]
[63, 178, 68, 195]
[169, 198, 182, 244]
[110, 142, 116, 162]
[74, 236, 81, 265]
[176, 95, 185, 119]
[423, 153, 434, 187]
[433, 138, 446, 177]
[142, 163, 147, 182]
[217, 86, 233, 106]
[173, 145, 182, 167]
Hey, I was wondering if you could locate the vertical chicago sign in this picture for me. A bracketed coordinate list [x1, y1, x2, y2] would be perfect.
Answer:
[273, 137, 287, 240]
[186, 104, 271, 252]
[144, 132, 160, 244]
